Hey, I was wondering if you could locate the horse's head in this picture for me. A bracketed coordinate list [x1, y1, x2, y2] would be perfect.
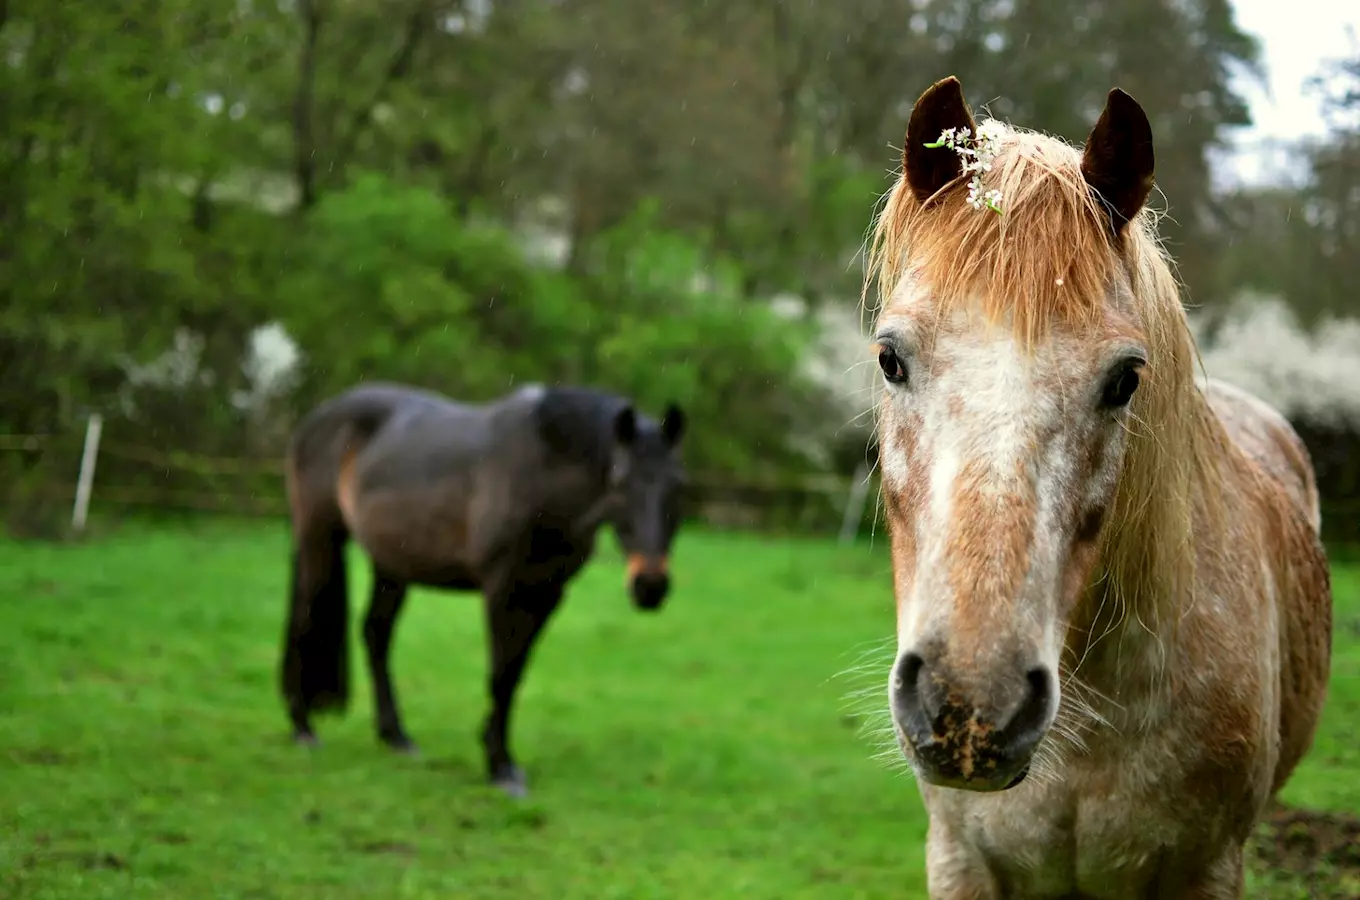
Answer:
[868, 77, 1175, 792]
[605, 402, 687, 611]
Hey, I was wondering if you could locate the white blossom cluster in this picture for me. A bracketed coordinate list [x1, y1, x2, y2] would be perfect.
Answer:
[923, 121, 1005, 214]
[1191, 292, 1360, 430]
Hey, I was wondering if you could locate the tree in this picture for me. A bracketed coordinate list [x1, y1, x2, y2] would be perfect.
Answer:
[1216, 42, 1360, 324]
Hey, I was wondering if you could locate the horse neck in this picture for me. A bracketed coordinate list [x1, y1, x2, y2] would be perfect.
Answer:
[1063, 578, 1178, 735]
[535, 453, 612, 525]
[1063, 377, 1228, 731]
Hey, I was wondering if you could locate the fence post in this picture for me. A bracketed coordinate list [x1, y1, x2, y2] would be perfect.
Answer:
[838, 462, 872, 546]
[71, 413, 104, 534]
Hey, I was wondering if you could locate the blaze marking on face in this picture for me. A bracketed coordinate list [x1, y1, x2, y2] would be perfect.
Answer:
[876, 289, 1145, 693]
[627, 552, 667, 580]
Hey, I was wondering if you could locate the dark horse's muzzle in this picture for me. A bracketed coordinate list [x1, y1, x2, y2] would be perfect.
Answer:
[627, 554, 670, 611]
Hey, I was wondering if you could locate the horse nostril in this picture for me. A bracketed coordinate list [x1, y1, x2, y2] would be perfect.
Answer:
[891, 652, 923, 701]
[1001, 667, 1053, 754]
[890, 652, 936, 743]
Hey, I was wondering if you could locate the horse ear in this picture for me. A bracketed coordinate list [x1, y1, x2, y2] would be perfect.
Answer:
[661, 403, 685, 446]
[1081, 88, 1156, 238]
[613, 405, 637, 446]
[904, 76, 978, 205]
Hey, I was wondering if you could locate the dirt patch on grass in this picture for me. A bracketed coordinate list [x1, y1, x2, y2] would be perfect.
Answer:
[353, 839, 418, 856]
[1249, 803, 1360, 898]
[8, 746, 74, 766]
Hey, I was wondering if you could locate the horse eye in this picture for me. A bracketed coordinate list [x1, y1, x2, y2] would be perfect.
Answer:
[878, 347, 908, 385]
[1101, 361, 1143, 409]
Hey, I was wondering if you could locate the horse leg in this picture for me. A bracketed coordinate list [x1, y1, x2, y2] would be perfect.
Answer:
[480, 580, 564, 797]
[923, 818, 999, 899]
[1171, 843, 1245, 900]
[362, 572, 417, 754]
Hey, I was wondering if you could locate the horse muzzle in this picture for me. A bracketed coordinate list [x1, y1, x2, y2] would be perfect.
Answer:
[889, 650, 1053, 792]
[627, 554, 669, 611]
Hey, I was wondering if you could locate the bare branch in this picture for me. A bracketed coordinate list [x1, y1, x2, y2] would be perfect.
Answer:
[330, 0, 433, 178]
[293, 0, 324, 212]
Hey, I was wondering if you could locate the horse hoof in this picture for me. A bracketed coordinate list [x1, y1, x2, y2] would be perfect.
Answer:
[491, 765, 529, 798]
[293, 731, 320, 749]
[383, 736, 420, 757]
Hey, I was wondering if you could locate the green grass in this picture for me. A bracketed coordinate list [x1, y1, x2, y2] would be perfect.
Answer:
[0, 521, 1356, 899]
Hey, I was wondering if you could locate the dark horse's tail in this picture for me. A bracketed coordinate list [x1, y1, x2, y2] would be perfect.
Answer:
[282, 521, 351, 730]
[279, 386, 400, 736]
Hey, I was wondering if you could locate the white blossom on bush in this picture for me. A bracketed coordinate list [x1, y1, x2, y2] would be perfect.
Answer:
[233, 322, 302, 411]
[1190, 292, 1360, 430]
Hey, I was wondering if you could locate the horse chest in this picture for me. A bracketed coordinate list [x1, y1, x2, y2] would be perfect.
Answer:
[520, 526, 593, 581]
[938, 747, 1255, 899]
[966, 796, 1185, 897]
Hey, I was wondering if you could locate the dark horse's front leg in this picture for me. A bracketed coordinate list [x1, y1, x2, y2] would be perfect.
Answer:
[481, 579, 563, 797]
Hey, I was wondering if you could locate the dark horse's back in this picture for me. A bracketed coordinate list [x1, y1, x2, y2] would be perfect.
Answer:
[288, 382, 503, 500]
[285, 381, 542, 570]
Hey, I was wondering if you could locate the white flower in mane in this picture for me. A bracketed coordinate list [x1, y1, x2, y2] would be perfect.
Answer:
[923, 120, 1005, 215]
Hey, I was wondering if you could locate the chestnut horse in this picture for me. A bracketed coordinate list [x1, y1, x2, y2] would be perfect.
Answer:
[280, 382, 686, 796]
[862, 77, 1332, 897]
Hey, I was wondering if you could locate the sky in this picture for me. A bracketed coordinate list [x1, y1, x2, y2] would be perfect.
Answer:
[1224, 0, 1359, 186]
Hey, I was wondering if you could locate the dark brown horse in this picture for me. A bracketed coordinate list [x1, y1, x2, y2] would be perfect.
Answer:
[280, 381, 687, 796]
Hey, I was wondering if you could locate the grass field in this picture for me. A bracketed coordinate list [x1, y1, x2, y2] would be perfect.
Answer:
[1, 520, 1357, 899]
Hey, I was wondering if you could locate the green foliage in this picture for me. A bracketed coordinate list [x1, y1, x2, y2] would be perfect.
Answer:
[1217, 45, 1360, 326]
[278, 173, 503, 397]
[566, 202, 833, 473]
[277, 177, 827, 475]
[1, 0, 1348, 490]
[0, 1, 282, 435]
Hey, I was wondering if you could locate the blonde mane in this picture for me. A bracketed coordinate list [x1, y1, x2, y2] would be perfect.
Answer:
[862, 121, 1231, 667]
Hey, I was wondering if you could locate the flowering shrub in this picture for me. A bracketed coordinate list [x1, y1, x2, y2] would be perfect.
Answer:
[1190, 292, 1360, 431]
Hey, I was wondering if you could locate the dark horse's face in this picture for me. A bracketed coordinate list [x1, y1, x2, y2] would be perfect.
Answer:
[607, 403, 687, 611]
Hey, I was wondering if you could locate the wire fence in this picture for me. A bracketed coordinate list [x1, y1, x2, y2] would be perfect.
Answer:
[5, 425, 1359, 548]
[0, 427, 881, 541]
